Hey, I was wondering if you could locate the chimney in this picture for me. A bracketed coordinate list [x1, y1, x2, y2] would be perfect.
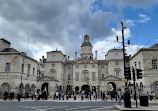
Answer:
[75, 52, 77, 60]
[95, 51, 97, 60]
[68, 56, 69, 61]
[42, 56, 44, 63]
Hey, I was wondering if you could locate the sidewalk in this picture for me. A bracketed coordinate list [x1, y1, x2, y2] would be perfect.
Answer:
[0, 98, 118, 102]
[115, 105, 158, 110]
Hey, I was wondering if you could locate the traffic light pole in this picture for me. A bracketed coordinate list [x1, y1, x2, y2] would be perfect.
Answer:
[121, 22, 127, 86]
[132, 67, 138, 108]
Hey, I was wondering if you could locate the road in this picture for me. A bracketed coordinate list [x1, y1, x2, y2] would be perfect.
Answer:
[1, 100, 158, 111]
[0, 101, 119, 111]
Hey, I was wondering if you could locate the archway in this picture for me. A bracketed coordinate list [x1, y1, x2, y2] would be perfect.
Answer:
[41, 83, 49, 93]
[107, 82, 116, 91]
[1, 83, 9, 92]
[75, 86, 79, 93]
[82, 85, 90, 94]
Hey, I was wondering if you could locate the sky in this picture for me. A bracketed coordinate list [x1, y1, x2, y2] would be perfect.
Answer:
[0, 0, 158, 61]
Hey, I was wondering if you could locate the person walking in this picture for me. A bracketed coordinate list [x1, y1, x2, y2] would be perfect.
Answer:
[55, 91, 59, 100]
[93, 91, 96, 100]
[62, 92, 64, 100]
[102, 92, 105, 102]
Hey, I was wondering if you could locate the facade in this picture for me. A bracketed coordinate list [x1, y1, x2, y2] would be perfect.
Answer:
[37, 34, 125, 96]
[1, 34, 138, 97]
[0, 38, 38, 97]
[129, 44, 158, 96]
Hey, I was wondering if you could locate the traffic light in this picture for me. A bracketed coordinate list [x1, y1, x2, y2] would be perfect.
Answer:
[124, 67, 131, 80]
[132, 68, 135, 81]
[137, 69, 142, 79]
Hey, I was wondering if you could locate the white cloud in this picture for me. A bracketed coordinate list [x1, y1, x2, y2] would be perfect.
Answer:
[93, 27, 131, 59]
[138, 13, 151, 23]
[125, 20, 136, 27]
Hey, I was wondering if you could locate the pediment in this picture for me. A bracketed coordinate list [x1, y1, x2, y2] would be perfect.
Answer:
[103, 75, 122, 81]
[37, 76, 59, 82]
[75, 58, 97, 64]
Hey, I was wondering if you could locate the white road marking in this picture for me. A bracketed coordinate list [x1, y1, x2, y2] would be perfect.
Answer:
[91, 106, 114, 110]
[65, 106, 91, 110]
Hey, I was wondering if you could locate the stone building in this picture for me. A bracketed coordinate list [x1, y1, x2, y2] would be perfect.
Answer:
[0, 38, 38, 97]
[129, 44, 158, 95]
[0, 35, 126, 97]
[37, 34, 125, 96]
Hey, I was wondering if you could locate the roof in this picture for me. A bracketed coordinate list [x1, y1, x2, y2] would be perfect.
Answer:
[0, 38, 11, 44]
[0, 48, 19, 52]
[150, 44, 158, 48]
[0, 48, 38, 63]
[81, 42, 92, 46]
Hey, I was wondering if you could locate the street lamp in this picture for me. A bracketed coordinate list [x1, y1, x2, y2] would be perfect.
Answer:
[116, 22, 130, 86]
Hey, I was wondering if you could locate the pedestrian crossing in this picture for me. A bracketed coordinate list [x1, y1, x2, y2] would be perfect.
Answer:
[18, 105, 119, 111]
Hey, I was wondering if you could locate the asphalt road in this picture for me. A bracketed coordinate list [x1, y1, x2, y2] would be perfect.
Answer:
[1, 101, 158, 111]
[0, 101, 120, 111]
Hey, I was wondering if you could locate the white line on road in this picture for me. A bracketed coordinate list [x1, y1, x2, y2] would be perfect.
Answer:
[65, 106, 91, 110]
[91, 106, 114, 110]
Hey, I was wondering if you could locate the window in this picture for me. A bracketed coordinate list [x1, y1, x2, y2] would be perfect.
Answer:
[102, 74, 105, 79]
[84, 65, 87, 68]
[76, 65, 79, 68]
[5, 63, 11, 72]
[52, 64, 55, 67]
[116, 72, 119, 77]
[41, 64, 44, 68]
[52, 71, 55, 78]
[33, 68, 35, 76]
[68, 75, 70, 80]
[101, 66, 104, 69]
[134, 62, 137, 69]
[75, 73, 79, 81]
[68, 66, 71, 69]
[41, 73, 44, 78]
[92, 72, 96, 81]
[21, 64, 24, 74]
[155, 84, 158, 92]
[92, 65, 95, 68]
[115, 61, 119, 66]
[152, 59, 157, 69]
[27, 64, 31, 76]
[139, 62, 141, 69]
[115, 53, 118, 56]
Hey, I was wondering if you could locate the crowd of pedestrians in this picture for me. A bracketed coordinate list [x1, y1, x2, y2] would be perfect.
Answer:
[2, 89, 156, 102]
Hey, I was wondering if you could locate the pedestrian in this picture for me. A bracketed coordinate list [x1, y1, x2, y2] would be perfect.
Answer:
[55, 91, 59, 100]
[62, 92, 64, 100]
[105, 93, 108, 101]
[102, 92, 105, 102]
[150, 92, 153, 101]
[81, 90, 84, 100]
[93, 91, 96, 100]
[3, 91, 7, 101]
[17, 91, 21, 101]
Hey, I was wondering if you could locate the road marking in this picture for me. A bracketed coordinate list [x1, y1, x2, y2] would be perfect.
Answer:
[65, 106, 91, 110]
[44, 106, 68, 110]
[91, 106, 114, 110]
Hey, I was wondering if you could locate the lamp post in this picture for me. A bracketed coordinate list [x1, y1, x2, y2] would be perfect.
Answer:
[116, 22, 130, 87]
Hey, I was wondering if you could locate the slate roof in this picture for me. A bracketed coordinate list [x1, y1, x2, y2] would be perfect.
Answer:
[0, 48, 19, 52]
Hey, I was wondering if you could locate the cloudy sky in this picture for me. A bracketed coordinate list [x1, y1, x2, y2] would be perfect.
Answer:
[0, 0, 158, 61]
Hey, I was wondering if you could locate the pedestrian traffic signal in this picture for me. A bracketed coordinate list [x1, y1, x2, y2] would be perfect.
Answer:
[137, 69, 142, 79]
[124, 67, 131, 80]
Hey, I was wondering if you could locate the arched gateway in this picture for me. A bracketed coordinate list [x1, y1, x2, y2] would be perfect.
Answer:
[82, 85, 90, 94]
